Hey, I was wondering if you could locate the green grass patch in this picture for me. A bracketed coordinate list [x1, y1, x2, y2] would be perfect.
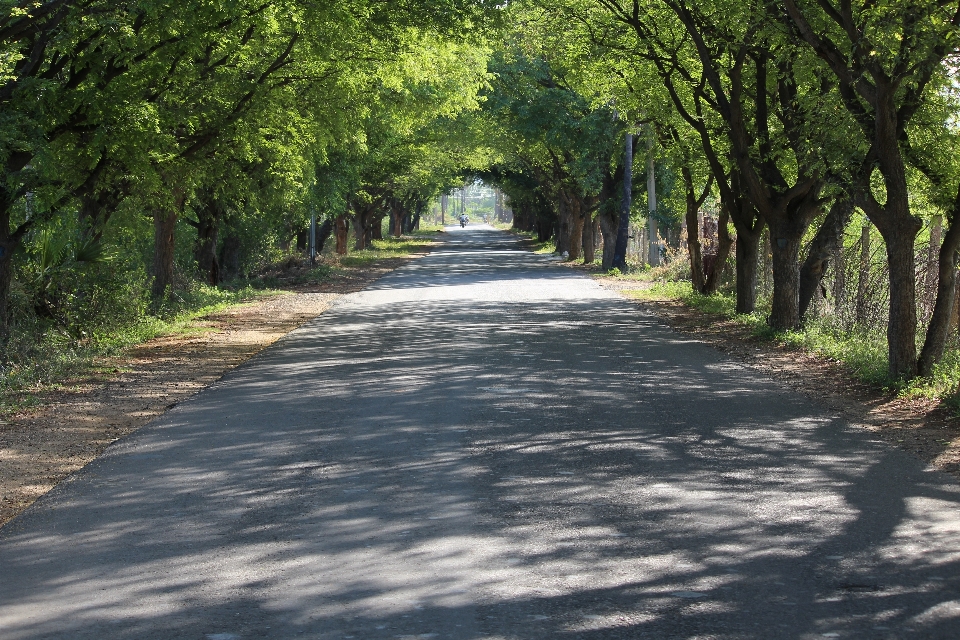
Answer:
[0, 283, 280, 416]
[338, 236, 435, 268]
[508, 229, 556, 254]
[627, 281, 737, 316]
[625, 280, 898, 391]
[602, 265, 655, 280]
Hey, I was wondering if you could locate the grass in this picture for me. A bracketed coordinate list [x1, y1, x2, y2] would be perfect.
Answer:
[507, 228, 559, 254]
[0, 283, 278, 416]
[338, 235, 436, 268]
[622, 280, 960, 405]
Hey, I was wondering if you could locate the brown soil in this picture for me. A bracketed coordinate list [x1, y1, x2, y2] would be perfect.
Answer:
[0, 254, 422, 529]
[593, 276, 960, 482]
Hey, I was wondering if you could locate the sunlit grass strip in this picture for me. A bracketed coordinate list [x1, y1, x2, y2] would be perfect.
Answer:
[337, 235, 436, 267]
[0, 284, 279, 415]
[621, 281, 960, 401]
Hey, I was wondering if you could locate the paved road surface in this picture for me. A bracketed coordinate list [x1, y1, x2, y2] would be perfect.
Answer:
[2, 227, 960, 639]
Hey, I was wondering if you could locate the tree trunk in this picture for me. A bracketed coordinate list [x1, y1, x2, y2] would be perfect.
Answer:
[219, 232, 241, 279]
[391, 202, 403, 237]
[536, 216, 552, 242]
[767, 222, 802, 330]
[704, 207, 733, 294]
[925, 214, 943, 316]
[351, 207, 372, 251]
[0, 244, 12, 344]
[371, 215, 384, 241]
[316, 218, 333, 254]
[598, 209, 618, 270]
[583, 211, 600, 265]
[194, 204, 222, 286]
[681, 168, 712, 293]
[335, 215, 349, 255]
[799, 197, 854, 322]
[151, 207, 179, 298]
[554, 194, 571, 256]
[918, 210, 960, 376]
[762, 230, 773, 297]
[0, 184, 16, 342]
[882, 221, 922, 379]
[686, 205, 705, 293]
[567, 194, 585, 262]
[613, 132, 633, 271]
[735, 230, 760, 314]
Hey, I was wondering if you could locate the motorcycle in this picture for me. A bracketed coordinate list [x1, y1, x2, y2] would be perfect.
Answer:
[460, 217, 467, 228]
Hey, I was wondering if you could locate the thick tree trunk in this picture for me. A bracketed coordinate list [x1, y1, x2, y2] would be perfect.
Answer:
[192, 195, 225, 287]
[767, 193, 823, 330]
[219, 233, 241, 279]
[919, 211, 960, 376]
[598, 210, 618, 270]
[799, 197, 854, 322]
[686, 206, 705, 293]
[335, 215, 349, 255]
[315, 218, 333, 254]
[567, 195, 585, 262]
[536, 216, 552, 242]
[735, 230, 760, 314]
[151, 208, 179, 298]
[391, 203, 403, 237]
[351, 207, 372, 251]
[881, 222, 922, 378]
[0, 246, 12, 344]
[371, 215, 384, 242]
[0, 185, 16, 342]
[582, 212, 599, 265]
[613, 132, 633, 271]
[767, 222, 802, 330]
[195, 213, 221, 286]
[554, 195, 571, 255]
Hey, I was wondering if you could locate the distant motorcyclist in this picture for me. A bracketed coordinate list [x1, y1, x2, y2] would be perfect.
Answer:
[459, 214, 468, 228]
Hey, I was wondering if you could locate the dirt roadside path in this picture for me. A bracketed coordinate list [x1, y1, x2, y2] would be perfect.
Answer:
[0, 254, 423, 528]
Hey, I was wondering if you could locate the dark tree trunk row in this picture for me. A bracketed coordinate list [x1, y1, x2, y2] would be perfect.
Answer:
[798, 197, 855, 322]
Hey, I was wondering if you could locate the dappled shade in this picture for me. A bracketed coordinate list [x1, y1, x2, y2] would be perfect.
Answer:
[1, 229, 959, 638]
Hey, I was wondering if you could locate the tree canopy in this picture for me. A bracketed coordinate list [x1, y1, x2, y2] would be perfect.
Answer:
[4, 0, 960, 383]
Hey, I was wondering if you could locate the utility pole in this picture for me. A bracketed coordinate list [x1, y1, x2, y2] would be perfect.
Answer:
[612, 131, 633, 271]
[441, 193, 447, 225]
[647, 125, 660, 267]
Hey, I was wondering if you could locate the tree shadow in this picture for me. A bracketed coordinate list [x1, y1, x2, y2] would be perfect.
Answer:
[1, 229, 959, 639]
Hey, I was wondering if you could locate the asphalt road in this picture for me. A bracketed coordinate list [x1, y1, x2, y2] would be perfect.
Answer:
[2, 226, 960, 640]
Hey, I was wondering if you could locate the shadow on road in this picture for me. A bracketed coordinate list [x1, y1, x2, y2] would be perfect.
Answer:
[2, 228, 959, 639]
